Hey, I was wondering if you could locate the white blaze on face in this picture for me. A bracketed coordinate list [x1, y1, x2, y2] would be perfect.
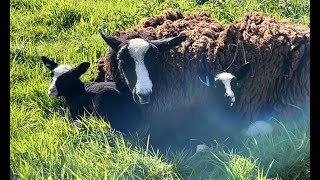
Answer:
[127, 38, 153, 96]
[48, 65, 73, 96]
[214, 72, 236, 106]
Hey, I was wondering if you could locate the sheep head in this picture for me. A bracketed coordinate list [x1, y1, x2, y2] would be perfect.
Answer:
[215, 63, 251, 107]
[99, 28, 187, 105]
[198, 62, 251, 107]
[41, 56, 90, 98]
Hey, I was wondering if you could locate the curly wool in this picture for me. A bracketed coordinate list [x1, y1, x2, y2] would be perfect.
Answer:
[212, 13, 310, 121]
[96, 10, 310, 121]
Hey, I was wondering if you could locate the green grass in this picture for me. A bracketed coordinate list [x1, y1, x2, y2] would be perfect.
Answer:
[162, 118, 310, 180]
[10, 0, 309, 179]
[242, 118, 310, 179]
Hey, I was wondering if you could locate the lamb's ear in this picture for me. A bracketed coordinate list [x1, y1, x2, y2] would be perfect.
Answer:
[99, 28, 122, 50]
[73, 62, 90, 78]
[41, 56, 58, 71]
[235, 62, 252, 80]
[150, 36, 187, 51]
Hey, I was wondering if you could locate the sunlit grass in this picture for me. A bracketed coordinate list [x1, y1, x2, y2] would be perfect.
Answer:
[10, 0, 309, 179]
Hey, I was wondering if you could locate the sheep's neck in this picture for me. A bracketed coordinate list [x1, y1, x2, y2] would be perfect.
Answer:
[63, 90, 86, 107]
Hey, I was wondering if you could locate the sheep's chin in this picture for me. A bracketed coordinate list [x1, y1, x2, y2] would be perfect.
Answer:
[49, 93, 58, 96]
[133, 93, 150, 104]
[138, 95, 150, 104]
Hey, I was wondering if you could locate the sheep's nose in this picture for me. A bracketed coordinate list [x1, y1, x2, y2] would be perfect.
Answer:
[48, 88, 58, 96]
[136, 92, 151, 104]
[137, 91, 150, 98]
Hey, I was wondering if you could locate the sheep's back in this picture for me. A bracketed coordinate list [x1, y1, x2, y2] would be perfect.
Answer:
[212, 12, 310, 121]
[97, 10, 310, 121]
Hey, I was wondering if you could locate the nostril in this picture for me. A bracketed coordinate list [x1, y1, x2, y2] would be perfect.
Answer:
[137, 91, 151, 98]
[49, 89, 57, 94]
[136, 91, 151, 104]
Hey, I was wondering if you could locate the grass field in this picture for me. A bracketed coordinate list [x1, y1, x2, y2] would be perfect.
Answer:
[10, 0, 310, 179]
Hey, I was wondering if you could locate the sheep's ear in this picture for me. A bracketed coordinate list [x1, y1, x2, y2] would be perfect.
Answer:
[150, 36, 187, 51]
[73, 62, 90, 78]
[41, 56, 58, 71]
[235, 62, 252, 80]
[99, 28, 122, 50]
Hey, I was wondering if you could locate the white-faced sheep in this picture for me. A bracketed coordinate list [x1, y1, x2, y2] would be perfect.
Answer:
[41, 56, 144, 134]
[95, 10, 309, 150]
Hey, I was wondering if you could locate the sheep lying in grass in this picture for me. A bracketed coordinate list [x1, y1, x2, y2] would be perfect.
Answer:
[95, 10, 309, 150]
[41, 56, 144, 134]
[209, 12, 310, 121]
[96, 10, 309, 122]
[95, 21, 250, 119]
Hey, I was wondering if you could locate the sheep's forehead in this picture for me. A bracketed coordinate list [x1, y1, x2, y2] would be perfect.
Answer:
[214, 72, 235, 81]
[127, 38, 150, 62]
[52, 65, 73, 78]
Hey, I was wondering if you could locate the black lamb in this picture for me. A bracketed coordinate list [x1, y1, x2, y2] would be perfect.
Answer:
[41, 56, 144, 134]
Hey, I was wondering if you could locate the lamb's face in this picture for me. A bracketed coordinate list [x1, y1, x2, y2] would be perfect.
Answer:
[197, 63, 252, 107]
[214, 72, 237, 106]
[41, 56, 90, 97]
[48, 65, 73, 96]
[99, 28, 187, 105]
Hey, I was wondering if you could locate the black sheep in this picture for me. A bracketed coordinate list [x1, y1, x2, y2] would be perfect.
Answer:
[41, 56, 144, 134]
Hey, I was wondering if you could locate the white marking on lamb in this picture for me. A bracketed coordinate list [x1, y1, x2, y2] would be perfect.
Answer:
[128, 38, 153, 96]
[244, 121, 273, 136]
[49, 65, 73, 96]
[214, 72, 236, 106]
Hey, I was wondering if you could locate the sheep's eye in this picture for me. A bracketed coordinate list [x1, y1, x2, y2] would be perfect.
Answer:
[144, 48, 159, 63]
[117, 46, 130, 61]
[230, 79, 238, 87]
